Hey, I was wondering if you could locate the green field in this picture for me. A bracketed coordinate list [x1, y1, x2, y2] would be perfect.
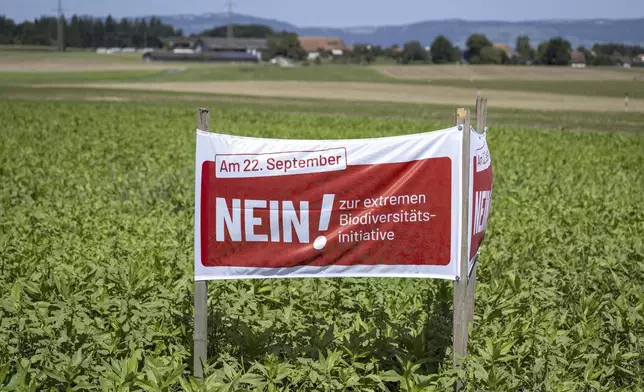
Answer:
[0, 66, 398, 85]
[429, 79, 644, 99]
[1, 51, 644, 101]
[0, 45, 89, 53]
[1, 49, 644, 390]
[2, 65, 643, 100]
[0, 70, 163, 85]
[1, 98, 643, 391]
[3, 84, 644, 133]
[0, 50, 141, 60]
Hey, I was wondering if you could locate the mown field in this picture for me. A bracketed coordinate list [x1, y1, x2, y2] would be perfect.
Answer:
[1, 66, 643, 100]
[2, 51, 644, 101]
[428, 79, 644, 100]
[0, 66, 396, 85]
[1, 97, 643, 391]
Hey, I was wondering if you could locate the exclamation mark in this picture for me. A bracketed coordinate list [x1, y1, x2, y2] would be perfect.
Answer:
[313, 194, 335, 250]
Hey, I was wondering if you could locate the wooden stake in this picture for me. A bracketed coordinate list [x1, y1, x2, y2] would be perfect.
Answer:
[476, 97, 487, 135]
[194, 108, 210, 380]
[625, 93, 629, 112]
[453, 107, 471, 371]
[453, 99, 488, 390]
[466, 97, 487, 329]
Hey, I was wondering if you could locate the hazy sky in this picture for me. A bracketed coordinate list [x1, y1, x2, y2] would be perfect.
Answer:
[3, 0, 644, 26]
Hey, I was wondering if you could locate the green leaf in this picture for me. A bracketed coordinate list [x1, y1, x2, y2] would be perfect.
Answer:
[380, 370, 403, 382]
[72, 349, 83, 368]
[44, 369, 67, 383]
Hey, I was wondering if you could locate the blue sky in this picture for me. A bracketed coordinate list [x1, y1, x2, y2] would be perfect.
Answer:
[3, 0, 644, 26]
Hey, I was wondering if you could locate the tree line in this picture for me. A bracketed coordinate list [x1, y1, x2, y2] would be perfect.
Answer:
[0, 15, 181, 48]
[359, 35, 644, 66]
[2, 14, 643, 67]
[201, 25, 644, 66]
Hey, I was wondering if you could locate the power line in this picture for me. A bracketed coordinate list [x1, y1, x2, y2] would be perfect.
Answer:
[225, 0, 236, 45]
[53, 0, 65, 51]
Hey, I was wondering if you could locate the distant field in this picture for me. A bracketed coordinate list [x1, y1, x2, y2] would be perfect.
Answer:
[0, 65, 396, 84]
[429, 79, 644, 99]
[4, 84, 644, 134]
[0, 50, 142, 62]
[2, 68, 643, 108]
[1, 50, 644, 109]
[3, 51, 643, 83]
[0, 51, 152, 72]
[35, 81, 644, 113]
[375, 64, 644, 81]
[0, 52, 393, 83]
[0, 70, 162, 84]
[129, 64, 396, 83]
[0, 45, 87, 52]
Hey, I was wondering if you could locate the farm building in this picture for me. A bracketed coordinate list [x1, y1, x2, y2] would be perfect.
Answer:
[142, 51, 261, 63]
[148, 36, 266, 63]
[571, 50, 586, 68]
[161, 37, 194, 51]
[159, 36, 267, 56]
[299, 37, 348, 59]
[193, 37, 267, 54]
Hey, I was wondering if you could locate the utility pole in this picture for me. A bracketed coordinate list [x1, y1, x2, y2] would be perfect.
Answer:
[226, 0, 235, 47]
[55, 0, 65, 51]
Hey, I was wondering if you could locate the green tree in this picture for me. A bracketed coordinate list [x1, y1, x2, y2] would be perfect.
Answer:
[575, 45, 593, 64]
[0, 16, 17, 44]
[537, 37, 572, 65]
[351, 44, 376, 64]
[371, 45, 384, 57]
[401, 40, 429, 64]
[0, 14, 181, 48]
[465, 33, 492, 64]
[65, 15, 82, 48]
[383, 44, 402, 62]
[264, 33, 306, 61]
[199, 24, 274, 38]
[430, 35, 456, 64]
[515, 35, 536, 63]
[592, 43, 644, 58]
[480, 46, 505, 64]
[591, 55, 613, 66]
[453, 46, 463, 62]
[576, 45, 590, 57]
[104, 15, 116, 47]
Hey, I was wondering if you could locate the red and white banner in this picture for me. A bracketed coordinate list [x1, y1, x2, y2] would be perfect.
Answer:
[468, 127, 493, 276]
[194, 126, 489, 281]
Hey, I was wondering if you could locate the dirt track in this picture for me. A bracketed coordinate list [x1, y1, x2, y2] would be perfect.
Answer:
[48, 81, 643, 112]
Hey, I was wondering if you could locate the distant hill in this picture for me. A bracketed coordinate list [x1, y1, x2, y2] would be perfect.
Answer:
[156, 13, 644, 48]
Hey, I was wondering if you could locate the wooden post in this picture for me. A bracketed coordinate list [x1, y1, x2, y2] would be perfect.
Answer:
[453, 99, 488, 390]
[194, 108, 210, 380]
[453, 107, 471, 370]
[625, 93, 629, 112]
[466, 97, 487, 328]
